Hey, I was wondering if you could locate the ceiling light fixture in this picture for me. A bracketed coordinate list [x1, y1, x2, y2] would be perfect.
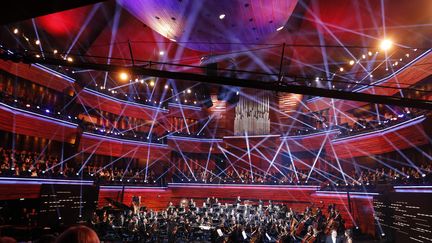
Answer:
[119, 72, 129, 81]
[379, 39, 393, 51]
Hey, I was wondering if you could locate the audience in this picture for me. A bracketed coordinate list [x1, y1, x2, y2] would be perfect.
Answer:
[55, 225, 100, 243]
[1, 147, 431, 188]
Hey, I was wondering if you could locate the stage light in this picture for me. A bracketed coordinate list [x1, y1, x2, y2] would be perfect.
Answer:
[187, 88, 191, 93]
[164, 84, 169, 89]
[349, 60, 355, 65]
[149, 80, 155, 87]
[13, 28, 18, 34]
[379, 39, 393, 51]
[35, 54, 40, 58]
[26, 104, 30, 108]
[67, 57, 73, 62]
[362, 54, 366, 59]
[45, 109, 50, 113]
[368, 51, 373, 56]
[159, 51, 165, 56]
[35, 40, 40, 45]
[219, 14, 226, 20]
[339, 67, 344, 72]
[406, 53, 410, 57]
[276, 26, 284, 31]
[119, 72, 129, 81]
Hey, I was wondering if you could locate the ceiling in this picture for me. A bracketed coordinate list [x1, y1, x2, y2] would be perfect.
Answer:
[1, 0, 431, 94]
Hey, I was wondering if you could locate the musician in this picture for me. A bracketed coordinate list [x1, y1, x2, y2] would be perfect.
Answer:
[325, 229, 343, 243]
[343, 229, 353, 243]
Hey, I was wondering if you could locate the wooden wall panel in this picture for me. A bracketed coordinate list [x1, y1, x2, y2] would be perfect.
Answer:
[0, 60, 73, 92]
[77, 89, 167, 121]
[329, 123, 428, 159]
[305, 51, 432, 112]
[168, 139, 223, 154]
[0, 184, 41, 200]
[0, 105, 77, 143]
[79, 134, 171, 161]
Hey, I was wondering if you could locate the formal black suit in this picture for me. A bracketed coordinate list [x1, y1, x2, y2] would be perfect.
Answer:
[325, 235, 343, 243]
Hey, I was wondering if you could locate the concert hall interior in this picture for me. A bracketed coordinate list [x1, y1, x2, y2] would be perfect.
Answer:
[0, 0, 431, 242]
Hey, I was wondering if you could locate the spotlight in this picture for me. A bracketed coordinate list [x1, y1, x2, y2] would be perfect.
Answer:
[149, 80, 155, 87]
[119, 72, 129, 81]
[53, 49, 58, 54]
[422, 174, 426, 177]
[339, 67, 344, 72]
[45, 109, 50, 113]
[35, 40, 40, 45]
[35, 54, 40, 58]
[362, 54, 366, 59]
[368, 51, 373, 56]
[219, 14, 226, 20]
[379, 39, 393, 51]
[349, 60, 355, 65]
[13, 28, 18, 34]
[66, 57, 73, 62]
[164, 84, 169, 89]
[187, 88, 191, 93]
[276, 26, 284, 31]
[159, 51, 165, 56]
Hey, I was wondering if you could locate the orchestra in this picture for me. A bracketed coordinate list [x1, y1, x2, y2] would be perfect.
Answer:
[92, 197, 347, 242]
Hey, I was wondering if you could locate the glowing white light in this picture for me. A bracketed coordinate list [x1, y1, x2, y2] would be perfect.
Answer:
[159, 51, 165, 56]
[53, 49, 58, 54]
[368, 51, 373, 56]
[276, 26, 284, 31]
[66, 57, 73, 62]
[339, 67, 344, 72]
[219, 14, 225, 20]
[349, 60, 355, 65]
[13, 28, 18, 34]
[164, 84, 169, 89]
[379, 39, 393, 51]
[119, 72, 129, 81]
[35, 40, 40, 45]
[187, 89, 191, 93]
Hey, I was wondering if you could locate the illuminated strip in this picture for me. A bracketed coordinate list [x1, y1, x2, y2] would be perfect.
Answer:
[307, 49, 432, 103]
[0, 177, 93, 185]
[84, 88, 168, 112]
[82, 132, 169, 147]
[168, 183, 320, 190]
[32, 63, 76, 83]
[280, 130, 339, 140]
[395, 189, 432, 193]
[99, 185, 167, 190]
[224, 134, 281, 139]
[314, 192, 374, 199]
[0, 102, 78, 128]
[332, 115, 425, 143]
[168, 102, 202, 111]
[393, 185, 432, 189]
[168, 136, 223, 142]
